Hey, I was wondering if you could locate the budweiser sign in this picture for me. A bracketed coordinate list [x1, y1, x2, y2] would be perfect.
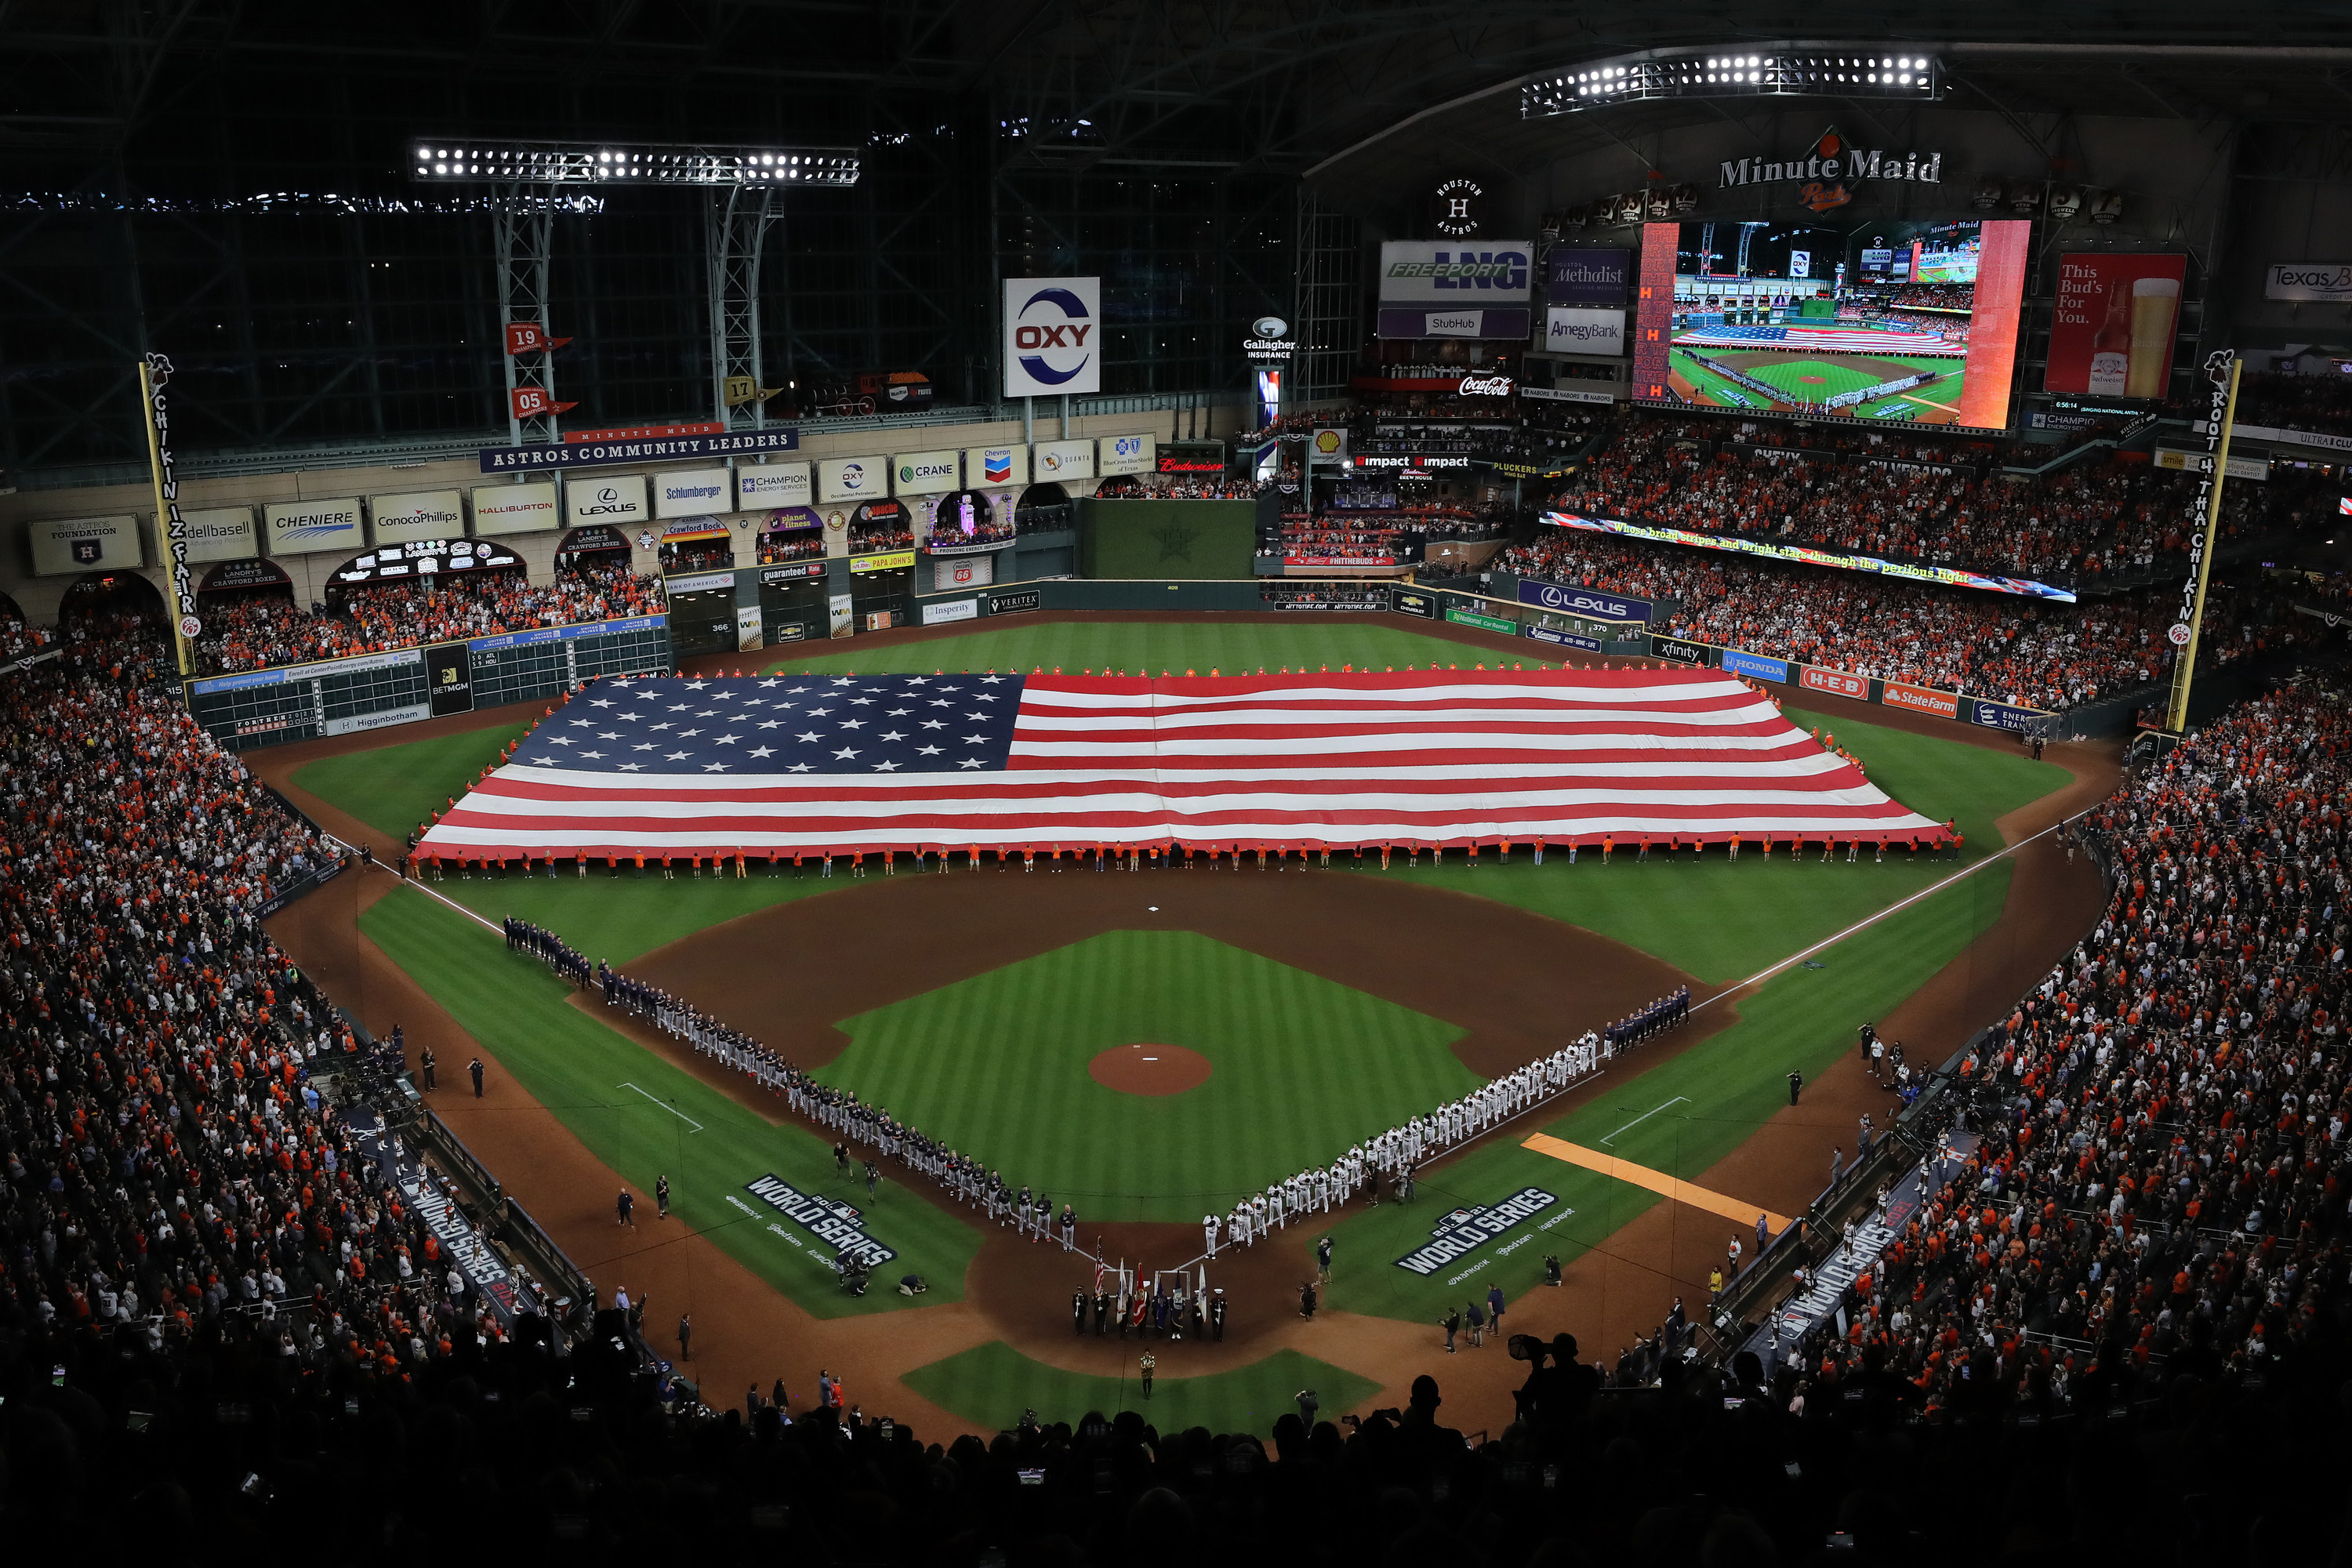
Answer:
[1456, 373, 1515, 397]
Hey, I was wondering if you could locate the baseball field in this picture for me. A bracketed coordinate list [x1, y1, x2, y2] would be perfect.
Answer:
[263, 612, 2107, 1439]
[1668, 347, 1963, 423]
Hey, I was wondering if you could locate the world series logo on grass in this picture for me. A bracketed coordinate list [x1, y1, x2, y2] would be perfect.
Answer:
[1393, 1187, 1562, 1276]
[746, 1174, 897, 1267]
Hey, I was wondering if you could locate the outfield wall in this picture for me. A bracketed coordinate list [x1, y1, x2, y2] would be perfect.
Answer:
[1079, 498, 1258, 579]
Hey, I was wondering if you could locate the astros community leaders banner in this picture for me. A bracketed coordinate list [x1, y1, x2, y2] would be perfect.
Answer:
[1004, 276, 1102, 397]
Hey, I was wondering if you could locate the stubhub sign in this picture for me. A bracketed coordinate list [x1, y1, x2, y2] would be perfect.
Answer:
[1514, 578, 1652, 624]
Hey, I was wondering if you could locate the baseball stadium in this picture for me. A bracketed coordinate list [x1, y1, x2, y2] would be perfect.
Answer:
[2, 8, 2349, 1561]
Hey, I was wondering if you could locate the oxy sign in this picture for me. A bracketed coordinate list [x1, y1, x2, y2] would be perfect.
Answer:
[1004, 276, 1102, 397]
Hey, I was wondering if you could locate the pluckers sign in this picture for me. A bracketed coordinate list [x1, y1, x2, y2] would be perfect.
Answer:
[1718, 127, 1944, 212]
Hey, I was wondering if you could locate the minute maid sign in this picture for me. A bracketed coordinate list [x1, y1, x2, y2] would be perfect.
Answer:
[1395, 1187, 1563, 1276]
[1718, 126, 1942, 213]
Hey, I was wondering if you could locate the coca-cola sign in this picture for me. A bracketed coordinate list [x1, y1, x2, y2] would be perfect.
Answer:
[1456, 373, 1515, 397]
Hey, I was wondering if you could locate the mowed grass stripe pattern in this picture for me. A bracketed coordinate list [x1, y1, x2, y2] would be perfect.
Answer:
[1319, 853, 2010, 1323]
[359, 885, 984, 1317]
[763, 622, 1556, 681]
[294, 720, 535, 843]
[902, 1341, 1381, 1438]
[1374, 702, 2063, 983]
[826, 931, 1478, 1221]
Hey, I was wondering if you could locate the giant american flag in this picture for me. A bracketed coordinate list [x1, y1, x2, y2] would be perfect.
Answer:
[413, 668, 1950, 862]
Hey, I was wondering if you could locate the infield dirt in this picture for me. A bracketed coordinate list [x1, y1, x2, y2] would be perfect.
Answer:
[255, 626, 2116, 1436]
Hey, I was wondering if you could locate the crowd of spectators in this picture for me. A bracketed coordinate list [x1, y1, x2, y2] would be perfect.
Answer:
[2231, 368, 2352, 436]
[1791, 674, 2352, 1414]
[1538, 409, 2326, 586]
[1093, 475, 1265, 501]
[926, 516, 1018, 549]
[1882, 281, 1975, 311]
[755, 531, 825, 565]
[1499, 529, 2329, 710]
[190, 563, 665, 677]
[658, 540, 733, 575]
[0, 612, 503, 1389]
[847, 524, 916, 554]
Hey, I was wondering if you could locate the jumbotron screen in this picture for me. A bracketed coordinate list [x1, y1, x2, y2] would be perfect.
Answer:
[1631, 217, 2031, 431]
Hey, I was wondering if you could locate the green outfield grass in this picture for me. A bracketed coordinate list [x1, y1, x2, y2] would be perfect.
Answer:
[358, 886, 984, 1316]
[902, 1341, 1381, 1438]
[1670, 347, 1958, 422]
[1374, 702, 2063, 983]
[294, 720, 535, 842]
[826, 930, 1479, 1223]
[1314, 844, 2012, 1325]
[760, 621, 1561, 680]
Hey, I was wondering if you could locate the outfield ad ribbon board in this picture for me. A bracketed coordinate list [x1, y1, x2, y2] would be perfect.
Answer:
[1721, 649, 1790, 683]
[1393, 1187, 1564, 1278]
[1650, 633, 1711, 666]
[1882, 681, 1960, 718]
[1800, 666, 1871, 700]
[1541, 511, 2076, 602]
[1446, 607, 1518, 634]
[1525, 624, 1602, 652]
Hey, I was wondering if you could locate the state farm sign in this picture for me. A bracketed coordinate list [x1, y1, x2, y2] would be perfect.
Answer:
[1800, 666, 1868, 699]
[1882, 681, 1959, 718]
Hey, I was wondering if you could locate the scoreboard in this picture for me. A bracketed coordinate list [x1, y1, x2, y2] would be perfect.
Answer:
[186, 615, 671, 751]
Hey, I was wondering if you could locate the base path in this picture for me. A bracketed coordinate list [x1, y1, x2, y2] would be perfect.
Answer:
[254, 620, 2118, 1438]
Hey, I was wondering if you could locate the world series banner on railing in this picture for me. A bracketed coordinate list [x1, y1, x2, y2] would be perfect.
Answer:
[1540, 511, 2079, 603]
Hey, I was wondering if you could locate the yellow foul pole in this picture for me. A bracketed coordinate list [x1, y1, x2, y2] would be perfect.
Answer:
[2162, 352, 2241, 734]
[137, 354, 198, 681]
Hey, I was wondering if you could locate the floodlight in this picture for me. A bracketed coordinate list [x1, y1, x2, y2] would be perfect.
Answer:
[409, 139, 860, 187]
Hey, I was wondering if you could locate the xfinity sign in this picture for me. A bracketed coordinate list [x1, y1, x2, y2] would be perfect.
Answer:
[1004, 276, 1102, 397]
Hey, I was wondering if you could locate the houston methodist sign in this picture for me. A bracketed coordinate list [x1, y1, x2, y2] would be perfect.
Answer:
[1004, 277, 1102, 397]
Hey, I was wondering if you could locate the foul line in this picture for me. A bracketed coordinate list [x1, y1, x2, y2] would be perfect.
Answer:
[1599, 1095, 1689, 1146]
[372, 860, 507, 936]
[619, 1081, 703, 1131]
[1693, 814, 2076, 1016]
[1522, 1132, 1790, 1233]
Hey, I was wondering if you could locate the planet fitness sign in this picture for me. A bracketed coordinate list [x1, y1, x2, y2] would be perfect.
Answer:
[1394, 1187, 1564, 1277]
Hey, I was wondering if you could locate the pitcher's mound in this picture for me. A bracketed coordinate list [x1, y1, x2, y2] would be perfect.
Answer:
[1089, 1044, 1210, 1096]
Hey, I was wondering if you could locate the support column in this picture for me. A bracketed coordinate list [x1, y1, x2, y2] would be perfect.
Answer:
[707, 186, 779, 430]
[494, 190, 560, 446]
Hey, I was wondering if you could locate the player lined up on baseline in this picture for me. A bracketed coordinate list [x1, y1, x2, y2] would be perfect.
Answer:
[523, 932, 1697, 1257]
[1204, 985, 1692, 1256]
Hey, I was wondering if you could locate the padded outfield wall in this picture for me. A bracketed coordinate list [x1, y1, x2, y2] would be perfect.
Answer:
[1080, 499, 1258, 579]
